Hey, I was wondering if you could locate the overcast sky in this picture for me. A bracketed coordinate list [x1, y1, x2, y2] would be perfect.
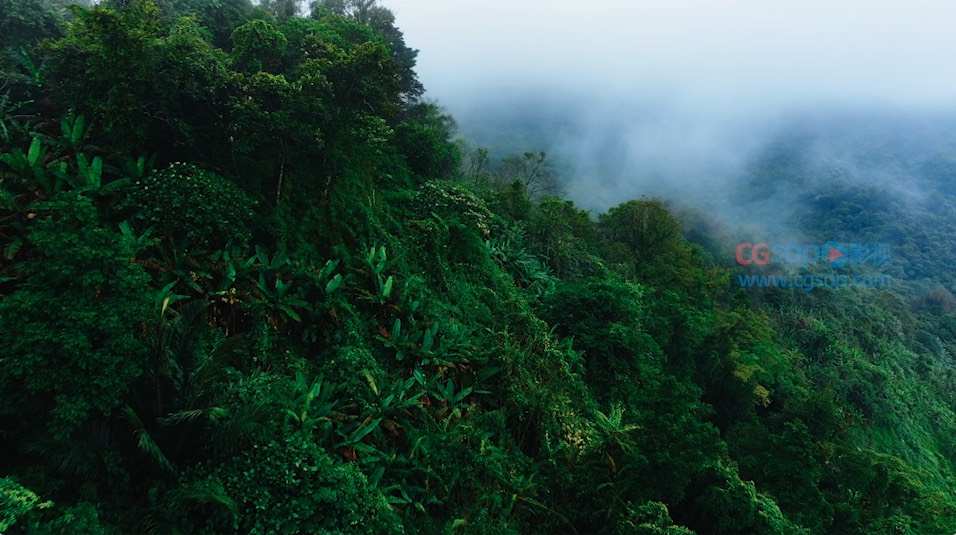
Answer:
[388, 0, 956, 111]
[383, 0, 956, 212]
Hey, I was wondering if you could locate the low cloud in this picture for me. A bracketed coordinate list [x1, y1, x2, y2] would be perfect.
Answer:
[387, 0, 956, 234]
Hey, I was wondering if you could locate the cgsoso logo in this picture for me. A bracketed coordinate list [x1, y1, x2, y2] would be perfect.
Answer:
[735, 242, 890, 268]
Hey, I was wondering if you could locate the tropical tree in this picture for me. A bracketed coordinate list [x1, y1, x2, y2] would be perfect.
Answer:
[45, 2, 230, 155]
[310, 0, 423, 100]
[493, 151, 563, 199]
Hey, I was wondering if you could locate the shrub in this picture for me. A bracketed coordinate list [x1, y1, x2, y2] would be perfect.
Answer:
[187, 432, 397, 534]
[120, 162, 258, 248]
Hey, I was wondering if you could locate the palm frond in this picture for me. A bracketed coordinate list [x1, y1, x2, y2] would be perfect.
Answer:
[157, 406, 229, 427]
[124, 405, 176, 473]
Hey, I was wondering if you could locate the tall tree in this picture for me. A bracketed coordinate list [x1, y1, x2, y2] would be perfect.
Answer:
[0, 0, 64, 53]
[493, 151, 563, 199]
[310, 0, 423, 100]
[257, 0, 303, 20]
[394, 101, 461, 180]
[45, 2, 230, 155]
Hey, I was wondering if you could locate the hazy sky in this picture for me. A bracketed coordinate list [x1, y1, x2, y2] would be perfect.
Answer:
[383, 1, 956, 213]
[388, 0, 956, 111]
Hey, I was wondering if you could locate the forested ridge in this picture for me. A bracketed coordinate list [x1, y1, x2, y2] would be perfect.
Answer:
[1, 1, 954, 533]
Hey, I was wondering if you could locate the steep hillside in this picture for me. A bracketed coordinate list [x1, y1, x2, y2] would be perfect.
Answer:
[0, 2, 953, 534]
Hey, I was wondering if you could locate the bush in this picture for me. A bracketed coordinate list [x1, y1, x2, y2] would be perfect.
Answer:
[0, 197, 152, 439]
[0, 476, 46, 532]
[120, 162, 258, 248]
[187, 432, 397, 534]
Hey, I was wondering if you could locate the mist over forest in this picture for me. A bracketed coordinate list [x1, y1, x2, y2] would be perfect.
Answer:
[451, 94, 956, 211]
[394, 0, 956, 248]
[438, 88, 956, 295]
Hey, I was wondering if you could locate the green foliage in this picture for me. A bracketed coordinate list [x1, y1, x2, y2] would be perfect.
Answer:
[283, 371, 340, 435]
[2, 4, 955, 535]
[164, 0, 254, 47]
[541, 277, 650, 388]
[310, 0, 424, 100]
[0, 477, 114, 534]
[230, 18, 287, 72]
[728, 419, 833, 530]
[599, 198, 681, 256]
[188, 433, 396, 534]
[487, 179, 533, 221]
[0, 0, 63, 53]
[492, 151, 562, 199]
[527, 196, 599, 278]
[45, 4, 229, 153]
[119, 162, 258, 249]
[408, 181, 493, 272]
[1, 137, 64, 194]
[394, 102, 461, 180]
[614, 502, 694, 535]
[0, 196, 152, 439]
[0, 476, 50, 532]
[486, 225, 555, 300]
[258, 0, 301, 21]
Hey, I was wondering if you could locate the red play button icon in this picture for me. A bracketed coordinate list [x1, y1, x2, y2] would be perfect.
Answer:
[828, 246, 844, 264]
